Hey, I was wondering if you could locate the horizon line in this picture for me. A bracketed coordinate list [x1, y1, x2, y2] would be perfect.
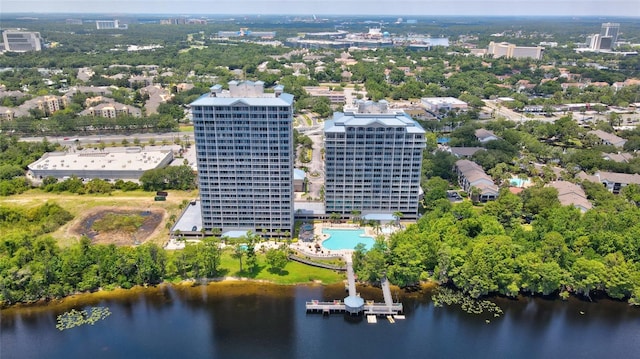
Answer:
[3, 12, 640, 18]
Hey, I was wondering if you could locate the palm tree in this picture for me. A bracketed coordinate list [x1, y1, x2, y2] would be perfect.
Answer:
[284, 230, 292, 247]
[392, 211, 403, 228]
[542, 166, 557, 182]
[470, 186, 482, 204]
[517, 172, 529, 187]
[232, 244, 245, 272]
[350, 210, 361, 224]
[329, 212, 341, 224]
[372, 220, 382, 235]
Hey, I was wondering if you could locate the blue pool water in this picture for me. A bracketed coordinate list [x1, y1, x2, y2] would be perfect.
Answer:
[510, 177, 531, 187]
[322, 229, 375, 250]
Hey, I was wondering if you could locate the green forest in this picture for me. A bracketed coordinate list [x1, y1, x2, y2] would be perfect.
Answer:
[2, 15, 640, 307]
[4, 180, 640, 306]
[0, 202, 270, 305]
[354, 184, 640, 303]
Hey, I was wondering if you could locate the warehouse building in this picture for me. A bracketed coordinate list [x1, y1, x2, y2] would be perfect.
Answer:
[28, 147, 173, 181]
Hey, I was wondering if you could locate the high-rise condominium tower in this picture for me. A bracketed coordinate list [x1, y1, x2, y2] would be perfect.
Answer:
[324, 101, 425, 219]
[190, 81, 294, 237]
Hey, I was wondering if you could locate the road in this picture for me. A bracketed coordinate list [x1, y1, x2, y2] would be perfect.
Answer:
[20, 132, 194, 146]
[482, 100, 557, 123]
[305, 133, 325, 200]
[294, 111, 327, 201]
[482, 100, 640, 126]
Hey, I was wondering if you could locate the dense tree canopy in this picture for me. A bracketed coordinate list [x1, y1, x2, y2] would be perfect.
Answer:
[354, 186, 640, 303]
[139, 165, 196, 191]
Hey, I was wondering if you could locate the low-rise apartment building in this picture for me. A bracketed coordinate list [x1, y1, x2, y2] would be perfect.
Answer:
[578, 171, 640, 194]
[454, 159, 499, 202]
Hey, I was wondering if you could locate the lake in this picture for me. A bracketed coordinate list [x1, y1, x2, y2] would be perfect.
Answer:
[2, 282, 640, 359]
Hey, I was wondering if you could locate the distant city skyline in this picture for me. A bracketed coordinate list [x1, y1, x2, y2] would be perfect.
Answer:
[2, 0, 639, 17]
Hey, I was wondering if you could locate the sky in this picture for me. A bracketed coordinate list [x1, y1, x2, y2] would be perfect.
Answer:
[2, 0, 639, 17]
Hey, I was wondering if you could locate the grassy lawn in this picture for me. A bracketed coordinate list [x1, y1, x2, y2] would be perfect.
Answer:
[1, 190, 346, 286]
[218, 250, 344, 285]
[0, 189, 198, 247]
[166, 250, 344, 285]
[179, 125, 194, 132]
[302, 115, 312, 126]
[256, 260, 344, 284]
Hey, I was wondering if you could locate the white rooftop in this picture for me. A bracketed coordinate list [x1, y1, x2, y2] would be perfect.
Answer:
[325, 101, 425, 135]
[28, 146, 173, 173]
[421, 97, 467, 105]
[191, 94, 294, 107]
[190, 81, 293, 107]
[294, 169, 306, 180]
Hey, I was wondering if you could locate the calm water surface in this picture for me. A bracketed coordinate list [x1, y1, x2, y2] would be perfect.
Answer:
[2, 283, 640, 359]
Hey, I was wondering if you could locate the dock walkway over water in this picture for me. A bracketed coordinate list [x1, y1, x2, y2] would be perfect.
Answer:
[288, 254, 346, 271]
[346, 256, 357, 297]
[306, 255, 403, 316]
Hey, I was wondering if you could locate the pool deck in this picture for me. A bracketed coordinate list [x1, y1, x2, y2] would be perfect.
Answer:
[291, 222, 399, 259]
[166, 221, 402, 259]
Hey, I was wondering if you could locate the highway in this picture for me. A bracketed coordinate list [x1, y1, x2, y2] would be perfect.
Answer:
[482, 100, 640, 125]
[481, 100, 548, 123]
[20, 132, 194, 145]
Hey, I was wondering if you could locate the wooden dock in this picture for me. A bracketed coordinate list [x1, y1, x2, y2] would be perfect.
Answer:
[305, 255, 403, 317]
[346, 256, 357, 297]
[306, 300, 403, 315]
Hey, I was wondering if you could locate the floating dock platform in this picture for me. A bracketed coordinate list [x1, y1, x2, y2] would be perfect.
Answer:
[306, 255, 403, 316]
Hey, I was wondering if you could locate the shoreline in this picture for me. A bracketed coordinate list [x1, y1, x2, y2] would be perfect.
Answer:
[0, 277, 337, 312]
[0, 277, 429, 312]
[2, 279, 637, 313]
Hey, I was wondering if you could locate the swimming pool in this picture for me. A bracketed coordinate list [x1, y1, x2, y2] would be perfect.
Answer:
[322, 229, 375, 250]
[510, 177, 531, 187]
